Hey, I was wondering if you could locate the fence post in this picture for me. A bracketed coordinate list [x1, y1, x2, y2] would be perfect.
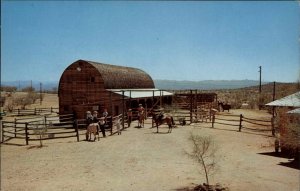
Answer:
[239, 114, 243, 132]
[271, 117, 275, 136]
[25, 122, 29, 145]
[14, 118, 17, 138]
[18, 109, 20, 115]
[122, 91, 125, 130]
[212, 114, 215, 128]
[74, 120, 79, 142]
[1, 121, 4, 143]
[110, 117, 113, 135]
[190, 90, 193, 124]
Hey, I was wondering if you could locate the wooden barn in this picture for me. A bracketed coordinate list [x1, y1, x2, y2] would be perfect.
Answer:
[58, 60, 172, 119]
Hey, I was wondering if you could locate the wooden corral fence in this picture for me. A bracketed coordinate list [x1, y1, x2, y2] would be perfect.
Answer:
[1, 114, 78, 145]
[212, 112, 275, 135]
[5, 107, 59, 116]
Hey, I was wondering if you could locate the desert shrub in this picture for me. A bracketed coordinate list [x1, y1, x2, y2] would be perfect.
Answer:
[21, 86, 35, 92]
[1, 86, 17, 92]
[14, 92, 40, 109]
[186, 133, 218, 186]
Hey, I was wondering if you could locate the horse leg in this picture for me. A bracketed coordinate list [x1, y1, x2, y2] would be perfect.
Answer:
[156, 123, 159, 133]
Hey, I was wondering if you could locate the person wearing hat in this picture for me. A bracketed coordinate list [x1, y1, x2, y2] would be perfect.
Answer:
[137, 104, 145, 115]
[86, 111, 93, 126]
[99, 117, 106, 137]
[127, 108, 133, 127]
[92, 111, 100, 133]
[92, 111, 99, 123]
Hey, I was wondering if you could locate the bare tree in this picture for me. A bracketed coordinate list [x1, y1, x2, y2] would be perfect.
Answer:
[186, 133, 218, 186]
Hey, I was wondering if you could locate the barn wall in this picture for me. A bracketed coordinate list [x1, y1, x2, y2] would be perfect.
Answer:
[59, 60, 160, 119]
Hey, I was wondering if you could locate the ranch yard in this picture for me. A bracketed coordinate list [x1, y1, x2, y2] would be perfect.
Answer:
[1, 108, 299, 191]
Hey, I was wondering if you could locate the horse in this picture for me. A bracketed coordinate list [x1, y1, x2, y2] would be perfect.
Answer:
[218, 101, 231, 112]
[86, 123, 100, 141]
[137, 110, 145, 128]
[151, 111, 175, 133]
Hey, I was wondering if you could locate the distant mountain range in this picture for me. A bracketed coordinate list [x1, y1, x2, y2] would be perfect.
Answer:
[1, 79, 268, 91]
[154, 79, 268, 90]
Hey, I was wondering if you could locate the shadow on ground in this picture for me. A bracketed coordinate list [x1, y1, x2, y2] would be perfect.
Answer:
[258, 152, 300, 170]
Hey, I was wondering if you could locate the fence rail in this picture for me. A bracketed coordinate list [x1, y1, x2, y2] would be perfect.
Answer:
[1, 113, 78, 145]
[5, 107, 59, 116]
[212, 113, 274, 135]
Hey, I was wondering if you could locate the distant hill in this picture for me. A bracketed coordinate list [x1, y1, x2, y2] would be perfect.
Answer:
[2, 80, 295, 91]
[154, 79, 268, 90]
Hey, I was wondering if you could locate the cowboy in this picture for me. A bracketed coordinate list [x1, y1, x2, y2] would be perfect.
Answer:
[137, 104, 145, 115]
[92, 111, 99, 123]
[92, 111, 99, 133]
[86, 111, 93, 126]
[99, 117, 106, 137]
[127, 109, 133, 127]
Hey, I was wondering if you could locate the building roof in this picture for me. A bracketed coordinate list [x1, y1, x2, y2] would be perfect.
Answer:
[266, 91, 300, 107]
[287, 108, 300, 114]
[83, 60, 155, 89]
[106, 89, 173, 98]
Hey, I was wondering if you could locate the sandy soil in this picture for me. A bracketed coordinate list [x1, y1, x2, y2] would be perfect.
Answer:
[1, 95, 299, 190]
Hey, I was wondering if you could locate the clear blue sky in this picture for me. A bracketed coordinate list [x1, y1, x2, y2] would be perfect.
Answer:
[2, 1, 300, 82]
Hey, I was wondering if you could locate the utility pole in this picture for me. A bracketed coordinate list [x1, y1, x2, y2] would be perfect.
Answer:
[40, 82, 42, 105]
[259, 66, 262, 93]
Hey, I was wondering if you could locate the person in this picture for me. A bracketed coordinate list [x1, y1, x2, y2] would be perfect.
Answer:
[137, 104, 145, 116]
[86, 111, 93, 126]
[99, 117, 106, 137]
[103, 108, 108, 118]
[92, 111, 99, 133]
[115, 116, 121, 135]
[127, 109, 132, 127]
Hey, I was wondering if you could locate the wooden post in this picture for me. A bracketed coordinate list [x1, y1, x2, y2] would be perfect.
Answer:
[110, 117, 113, 135]
[122, 91, 125, 130]
[271, 117, 275, 136]
[1, 121, 4, 143]
[272, 81, 276, 118]
[195, 89, 198, 121]
[25, 122, 29, 145]
[160, 90, 162, 108]
[152, 90, 154, 128]
[212, 114, 215, 128]
[14, 118, 17, 138]
[239, 114, 243, 132]
[74, 120, 79, 142]
[190, 90, 193, 124]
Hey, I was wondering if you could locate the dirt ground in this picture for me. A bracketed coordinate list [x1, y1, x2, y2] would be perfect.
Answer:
[1, 94, 299, 191]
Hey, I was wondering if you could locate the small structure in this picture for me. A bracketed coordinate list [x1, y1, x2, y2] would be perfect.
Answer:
[266, 91, 300, 108]
[58, 60, 172, 119]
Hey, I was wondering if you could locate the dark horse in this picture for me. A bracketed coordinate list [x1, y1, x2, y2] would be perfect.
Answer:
[218, 101, 231, 112]
[151, 111, 175, 133]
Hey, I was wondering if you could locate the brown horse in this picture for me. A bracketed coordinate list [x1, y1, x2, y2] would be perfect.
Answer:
[137, 110, 145, 128]
[86, 123, 100, 141]
[151, 112, 175, 133]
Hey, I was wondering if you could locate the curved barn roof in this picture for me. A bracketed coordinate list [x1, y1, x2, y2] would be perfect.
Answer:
[78, 60, 155, 89]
